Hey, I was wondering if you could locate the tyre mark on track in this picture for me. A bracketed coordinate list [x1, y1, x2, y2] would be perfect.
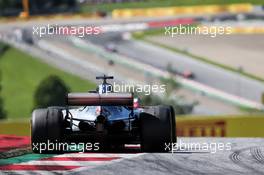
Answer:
[229, 147, 264, 175]
[230, 151, 241, 163]
[250, 147, 264, 163]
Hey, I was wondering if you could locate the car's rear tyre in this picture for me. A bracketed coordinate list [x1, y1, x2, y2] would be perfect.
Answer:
[167, 105, 176, 143]
[31, 107, 64, 153]
[140, 105, 176, 152]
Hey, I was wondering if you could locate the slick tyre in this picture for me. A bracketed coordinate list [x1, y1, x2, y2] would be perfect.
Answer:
[31, 107, 63, 153]
[140, 105, 176, 152]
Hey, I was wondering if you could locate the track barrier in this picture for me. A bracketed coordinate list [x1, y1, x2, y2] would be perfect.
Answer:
[112, 4, 253, 18]
[177, 115, 264, 137]
[1, 114, 264, 137]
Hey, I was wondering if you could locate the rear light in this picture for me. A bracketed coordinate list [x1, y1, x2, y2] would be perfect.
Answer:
[133, 98, 140, 108]
[95, 106, 101, 116]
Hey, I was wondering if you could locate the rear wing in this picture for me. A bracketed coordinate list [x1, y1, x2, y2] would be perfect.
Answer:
[67, 93, 133, 106]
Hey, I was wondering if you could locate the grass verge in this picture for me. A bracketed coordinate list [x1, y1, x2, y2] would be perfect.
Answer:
[0, 44, 95, 119]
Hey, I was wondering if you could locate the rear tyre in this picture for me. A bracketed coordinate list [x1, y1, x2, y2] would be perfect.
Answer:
[31, 107, 64, 153]
[164, 105, 176, 143]
[170, 106, 176, 143]
[140, 105, 176, 152]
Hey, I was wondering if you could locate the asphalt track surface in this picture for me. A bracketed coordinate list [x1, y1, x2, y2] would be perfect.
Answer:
[73, 138, 264, 175]
[148, 34, 264, 78]
[2, 137, 264, 175]
[86, 33, 264, 103]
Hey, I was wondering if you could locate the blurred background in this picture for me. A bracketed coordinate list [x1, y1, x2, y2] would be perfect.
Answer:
[0, 0, 264, 137]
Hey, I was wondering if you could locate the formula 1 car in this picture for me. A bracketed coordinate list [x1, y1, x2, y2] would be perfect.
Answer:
[31, 75, 176, 153]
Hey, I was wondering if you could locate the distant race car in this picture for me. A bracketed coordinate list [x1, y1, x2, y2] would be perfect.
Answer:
[181, 70, 195, 79]
[104, 43, 118, 53]
[169, 68, 195, 79]
[31, 75, 176, 153]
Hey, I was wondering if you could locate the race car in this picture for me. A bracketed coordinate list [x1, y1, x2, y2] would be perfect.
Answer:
[104, 43, 118, 53]
[182, 70, 195, 79]
[31, 75, 176, 153]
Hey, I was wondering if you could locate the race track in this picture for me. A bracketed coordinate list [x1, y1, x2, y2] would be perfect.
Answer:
[73, 138, 264, 175]
[1, 137, 264, 175]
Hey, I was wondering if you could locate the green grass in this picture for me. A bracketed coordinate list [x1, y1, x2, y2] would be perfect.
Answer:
[81, 0, 264, 13]
[132, 28, 264, 84]
[133, 29, 165, 39]
[0, 46, 95, 119]
[132, 25, 199, 39]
